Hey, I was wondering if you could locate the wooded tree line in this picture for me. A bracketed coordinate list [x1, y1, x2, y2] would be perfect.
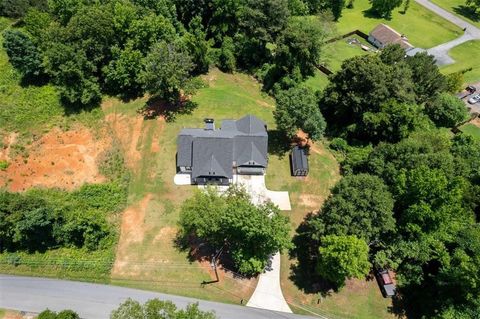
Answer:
[0, 182, 126, 254]
[0, 0, 339, 108]
[38, 299, 217, 319]
[292, 45, 480, 318]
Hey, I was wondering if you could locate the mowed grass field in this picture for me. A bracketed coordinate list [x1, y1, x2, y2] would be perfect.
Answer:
[336, 0, 462, 48]
[460, 122, 480, 140]
[441, 40, 480, 83]
[323, 36, 374, 72]
[431, 0, 480, 28]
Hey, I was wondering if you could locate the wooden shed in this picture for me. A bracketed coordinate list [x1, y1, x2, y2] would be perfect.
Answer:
[290, 146, 309, 177]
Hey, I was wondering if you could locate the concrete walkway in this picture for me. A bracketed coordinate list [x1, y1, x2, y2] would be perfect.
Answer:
[415, 0, 480, 65]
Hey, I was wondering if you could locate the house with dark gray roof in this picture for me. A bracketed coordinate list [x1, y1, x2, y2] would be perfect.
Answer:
[176, 115, 268, 185]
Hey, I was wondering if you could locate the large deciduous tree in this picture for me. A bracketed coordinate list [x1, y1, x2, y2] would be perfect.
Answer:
[368, 0, 403, 18]
[179, 187, 291, 275]
[359, 100, 431, 143]
[274, 86, 326, 140]
[2, 29, 44, 78]
[141, 41, 195, 104]
[321, 55, 415, 131]
[317, 235, 370, 288]
[425, 92, 469, 128]
[406, 52, 447, 104]
[309, 173, 395, 244]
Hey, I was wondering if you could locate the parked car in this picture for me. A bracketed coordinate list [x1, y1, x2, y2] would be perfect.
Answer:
[458, 86, 477, 99]
[468, 94, 480, 104]
[375, 268, 396, 298]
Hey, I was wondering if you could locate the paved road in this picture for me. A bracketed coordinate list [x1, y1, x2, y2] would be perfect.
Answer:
[415, 0, 480, 65]
[0, 275, 315, 319]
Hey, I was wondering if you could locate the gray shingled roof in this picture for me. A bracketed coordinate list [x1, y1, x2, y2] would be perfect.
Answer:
[234, 135, 268, 167]
[176, 115, 268, 179]
[236, 115, 268, 135]
[192, 137, 233, 179]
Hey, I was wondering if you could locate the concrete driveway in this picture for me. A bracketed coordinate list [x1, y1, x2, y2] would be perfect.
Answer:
[235, 175, 291, 211]
[415, 0, 480, 65]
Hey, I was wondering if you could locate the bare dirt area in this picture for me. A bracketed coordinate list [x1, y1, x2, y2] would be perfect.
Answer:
[0, 126, 110, 191]
[105, 113, 144, 169]
[299, 194, 324, 210]
[112, 194, 153, 277]
[469, 116, 480, 127]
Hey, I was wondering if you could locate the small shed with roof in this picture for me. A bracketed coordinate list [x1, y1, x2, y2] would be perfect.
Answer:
[290, 146, 309, 177]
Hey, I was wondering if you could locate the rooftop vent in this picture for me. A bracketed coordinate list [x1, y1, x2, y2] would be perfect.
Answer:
[204, 118, 215, 130]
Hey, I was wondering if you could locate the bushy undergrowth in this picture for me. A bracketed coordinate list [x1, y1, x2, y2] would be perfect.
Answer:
[0, 146, 129, 279]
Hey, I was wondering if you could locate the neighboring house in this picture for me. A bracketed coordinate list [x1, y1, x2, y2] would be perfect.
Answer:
[176, 115, 268, 185]
[368, 24, 414, 50]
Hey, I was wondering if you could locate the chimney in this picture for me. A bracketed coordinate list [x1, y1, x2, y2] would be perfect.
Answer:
[204, 118, 215, 130]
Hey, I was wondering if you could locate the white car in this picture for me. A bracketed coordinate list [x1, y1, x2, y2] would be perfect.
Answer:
[468, 94, 480, 104]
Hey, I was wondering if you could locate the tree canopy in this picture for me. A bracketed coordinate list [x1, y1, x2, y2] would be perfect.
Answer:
[308, 173, 395, 244]
[110, 299, 217, 319]
[274, 86, 326, 141]
[179, 187, 291, 275]
[316, 235, 370, 288]
[426, 92, 469, 128]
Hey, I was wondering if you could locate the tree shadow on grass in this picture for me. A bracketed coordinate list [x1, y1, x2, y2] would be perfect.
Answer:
[62, 97, 101, 117]
[19, 74, 50, 87]
[138, 96, 198, 122]
[174, 233, 255, 283]
[268, 129, 291, 158]
[362, 8, 393, 20]
[453, 5, 480, 23]
[288, 212, 337, 297]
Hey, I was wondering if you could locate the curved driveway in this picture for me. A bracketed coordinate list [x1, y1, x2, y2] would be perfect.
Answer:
[0, 275, 314, 319]
[415, 0, 480, 65]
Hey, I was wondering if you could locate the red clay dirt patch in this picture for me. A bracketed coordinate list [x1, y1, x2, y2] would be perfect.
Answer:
[0, 132, 18, 161]
[105, 113, 144, 169]
[112, 194, 153, 276]
[0, 127, 109, 191]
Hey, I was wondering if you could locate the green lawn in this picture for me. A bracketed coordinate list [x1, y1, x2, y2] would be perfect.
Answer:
[460, 123, 480, 139]
[441, 40, 480, 83]
[336, 0, 462, 48]
[323, 36, 374, 72]
[304, 70, 330, 92]
[431, 0, 480, 28]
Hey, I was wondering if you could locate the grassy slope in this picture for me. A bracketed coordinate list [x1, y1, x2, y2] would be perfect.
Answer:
[337, 0, 462, 48]
[0, 18, 102, 140]
[460, 123, 480, 139]
[441, 40, 480, 83]
[431, 0, 480, 28]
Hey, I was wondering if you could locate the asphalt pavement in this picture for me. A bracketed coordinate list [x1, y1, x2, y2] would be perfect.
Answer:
[0, 275, 316, 319]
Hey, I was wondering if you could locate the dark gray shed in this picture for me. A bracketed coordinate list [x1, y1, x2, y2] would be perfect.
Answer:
[290, 146, 309, 177]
